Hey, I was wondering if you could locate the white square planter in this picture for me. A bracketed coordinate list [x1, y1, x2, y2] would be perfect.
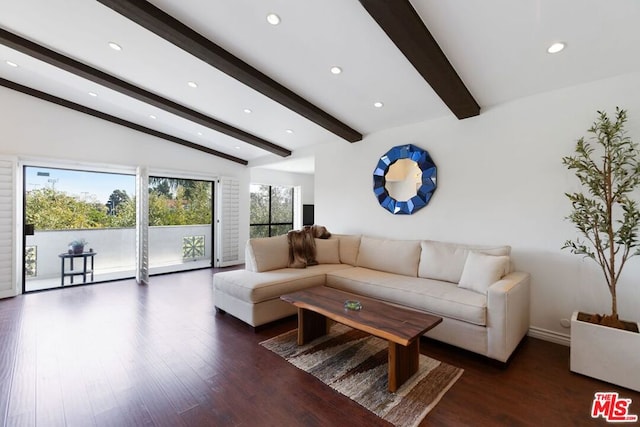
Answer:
[570, 311, 640, 392]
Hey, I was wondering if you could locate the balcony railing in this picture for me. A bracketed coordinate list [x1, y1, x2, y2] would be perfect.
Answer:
[25, 225, 211, 291]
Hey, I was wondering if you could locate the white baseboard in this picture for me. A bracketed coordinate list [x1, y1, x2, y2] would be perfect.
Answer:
[528, 326, 571, 346]
[0, 289, 19, 299]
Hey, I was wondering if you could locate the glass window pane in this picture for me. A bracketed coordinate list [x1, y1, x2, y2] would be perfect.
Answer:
[250, 225, 269, 238]
[250, 184, 294, 237]
[148, 177, 212, 226]
[250, 184, 270, 225]
[25, 167, 135, 230]
[24, 166, 136, 291]
[270, 224, 292, 237]
[148, 176, 213, 274]
[270, 186, 293, 223]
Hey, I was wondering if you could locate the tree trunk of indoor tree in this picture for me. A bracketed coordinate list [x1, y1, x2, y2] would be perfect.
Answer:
[600, 128, 622, 328]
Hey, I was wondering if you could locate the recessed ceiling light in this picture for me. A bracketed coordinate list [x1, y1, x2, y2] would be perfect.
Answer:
[187, 81, 198, 88]
[149, 114, 157, 119]
[373, 101, 384, 108]
[266, 13, 280, 25]
[108, 42, 122, 51]
[235, 146, 241, 150]
[5, 60, 18, 68]
[547, 42, 566, 54]
[88, 92, 98, 97]
[197, 132, 203, 136]
[285, 129, 294, 134]
[330, 66, 342, 75]
[243, 108, 252, 114]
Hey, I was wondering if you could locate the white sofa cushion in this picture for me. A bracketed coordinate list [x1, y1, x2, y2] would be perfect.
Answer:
[315, 238, 340, 264]
[246, 234, 289, 272]
[326, 267, 487, 326]
[357, 236, 421, 277]
[214, 264, 352, 303]
[458, 252, 510, 294]
[419, 240, 511, 283]
[331, 234, 361, 265]
[244, 241, 257, 272]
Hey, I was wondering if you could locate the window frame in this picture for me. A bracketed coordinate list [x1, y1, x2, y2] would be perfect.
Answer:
[249, 184, 294, 238]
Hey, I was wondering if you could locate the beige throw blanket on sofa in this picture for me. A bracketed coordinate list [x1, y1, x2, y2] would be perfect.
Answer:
[287, 225, 331, 268]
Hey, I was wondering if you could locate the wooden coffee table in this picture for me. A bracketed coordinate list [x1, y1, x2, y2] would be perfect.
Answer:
[280, 286, 442, 392]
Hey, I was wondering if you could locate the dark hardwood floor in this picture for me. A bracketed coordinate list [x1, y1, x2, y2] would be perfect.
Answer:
[1, 269, 638, 426]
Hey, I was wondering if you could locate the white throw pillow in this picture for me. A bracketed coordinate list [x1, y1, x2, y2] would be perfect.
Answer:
[357, 236, 421, 277]
[248, 234, 289, 272]
[419, 240, 511, 283]
[458, 252, 510, 294]
[315, 238, 340, 264]
[331, 234, 361, 266]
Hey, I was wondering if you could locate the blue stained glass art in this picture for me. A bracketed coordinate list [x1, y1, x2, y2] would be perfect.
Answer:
[372, 144, 437, 215]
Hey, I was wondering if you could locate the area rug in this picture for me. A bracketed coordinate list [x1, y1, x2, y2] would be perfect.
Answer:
[260, 324, 463, 427]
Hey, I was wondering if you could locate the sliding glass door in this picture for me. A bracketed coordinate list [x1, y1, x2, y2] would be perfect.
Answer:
[148, 176, 213, 274]
[22, 167, 216, 290]
[23, 166, 136, 292]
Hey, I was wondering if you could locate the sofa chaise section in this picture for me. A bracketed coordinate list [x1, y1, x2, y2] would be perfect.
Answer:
[214, 264, 351, 326]
[213, 234, 352, 326]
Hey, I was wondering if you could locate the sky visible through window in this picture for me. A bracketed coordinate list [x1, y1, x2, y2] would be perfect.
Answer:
[25, 167, 135, 204]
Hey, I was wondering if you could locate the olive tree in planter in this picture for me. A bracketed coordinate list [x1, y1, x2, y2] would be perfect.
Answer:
[562, 107, 640, 391]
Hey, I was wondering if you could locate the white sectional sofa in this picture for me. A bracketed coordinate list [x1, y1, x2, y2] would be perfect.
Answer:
[213, 234, 530, 362]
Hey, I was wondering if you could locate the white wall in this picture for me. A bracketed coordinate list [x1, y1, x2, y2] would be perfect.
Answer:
[250, 167, 314, 204]
[315, 72, 640, 339]
[0, 86, 250, 283]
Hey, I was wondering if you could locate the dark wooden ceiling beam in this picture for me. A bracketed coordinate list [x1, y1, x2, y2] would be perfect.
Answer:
[0, 77, 248, 165]
[96, 0, 363, 143]
[358, 0, 480, 119]
[0, 28, 291, 157]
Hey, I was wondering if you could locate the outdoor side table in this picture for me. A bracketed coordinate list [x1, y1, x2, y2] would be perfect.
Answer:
[58, 252, 97, 286]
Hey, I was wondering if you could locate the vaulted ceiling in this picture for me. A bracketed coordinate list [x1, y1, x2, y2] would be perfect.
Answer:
[1, 1, 639, 171]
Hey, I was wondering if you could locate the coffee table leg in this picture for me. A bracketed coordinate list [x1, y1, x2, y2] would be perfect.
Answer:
[297, 308, 328, 345]
[388, 339, 419, 392]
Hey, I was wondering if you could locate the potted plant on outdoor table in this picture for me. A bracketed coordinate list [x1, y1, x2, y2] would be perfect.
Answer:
[68, 238, 88, 254]
[562, 107, 640, 391]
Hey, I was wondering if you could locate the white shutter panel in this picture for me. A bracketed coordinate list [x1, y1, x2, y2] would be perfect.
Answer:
[136, 166, 149, 284]
[0, 158, 16, 298]
[217, 177, 240, 266]
[293, 186, 302, 230]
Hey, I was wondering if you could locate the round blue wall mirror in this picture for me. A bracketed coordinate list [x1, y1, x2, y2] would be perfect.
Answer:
[373, 144, 437, 215]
